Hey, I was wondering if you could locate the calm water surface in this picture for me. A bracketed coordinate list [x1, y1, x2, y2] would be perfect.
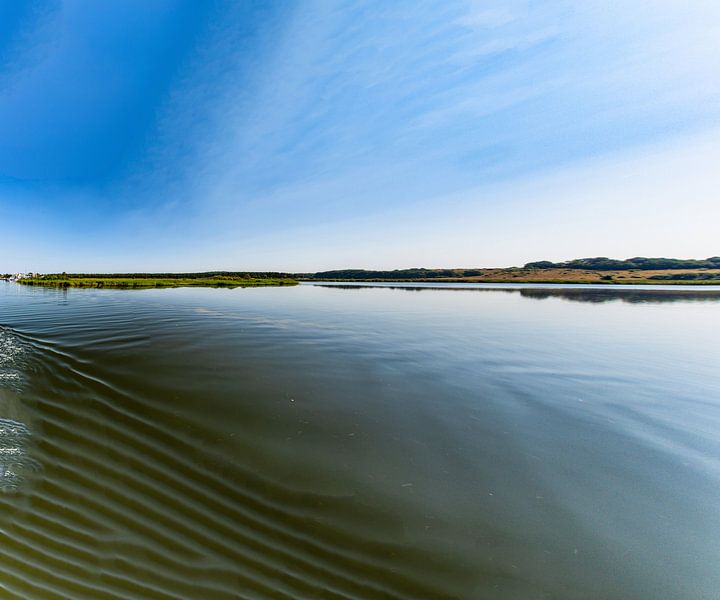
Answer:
[0, 281, 719, 599]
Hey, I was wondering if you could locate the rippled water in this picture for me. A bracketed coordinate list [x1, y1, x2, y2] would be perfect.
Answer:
[0, 281, 719, 599]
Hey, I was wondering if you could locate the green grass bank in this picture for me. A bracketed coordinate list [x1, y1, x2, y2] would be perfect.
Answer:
[18, 275, 298, 289]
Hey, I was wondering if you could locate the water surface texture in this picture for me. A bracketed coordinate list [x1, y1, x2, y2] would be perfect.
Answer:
[0, 281, 719, 599]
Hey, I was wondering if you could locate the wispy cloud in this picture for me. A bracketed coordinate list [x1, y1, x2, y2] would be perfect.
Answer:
[141, 0, 720, 207]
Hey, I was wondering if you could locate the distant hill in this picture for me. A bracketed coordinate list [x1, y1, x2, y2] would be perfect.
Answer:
[523, 257, 720, 270]
[306, 258, 720, 280]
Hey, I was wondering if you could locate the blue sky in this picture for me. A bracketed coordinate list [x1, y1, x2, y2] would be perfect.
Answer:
[1, 0, 719, 272]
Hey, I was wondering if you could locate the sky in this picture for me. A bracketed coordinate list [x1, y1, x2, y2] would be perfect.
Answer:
[0, 0, 719, 272]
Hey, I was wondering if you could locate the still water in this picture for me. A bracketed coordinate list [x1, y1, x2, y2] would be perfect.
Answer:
[0, 281, 719, 599]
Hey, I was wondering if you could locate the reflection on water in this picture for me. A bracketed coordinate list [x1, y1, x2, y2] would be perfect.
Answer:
[0, 281, 718, 599]
[311, 282, 720, 303]
[518, 287, 720, 303]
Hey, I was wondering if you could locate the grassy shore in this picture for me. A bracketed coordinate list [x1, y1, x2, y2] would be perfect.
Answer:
[18, 276, 298, 289]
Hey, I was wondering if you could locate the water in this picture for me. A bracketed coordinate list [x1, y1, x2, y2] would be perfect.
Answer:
[0, 280, 719, 599]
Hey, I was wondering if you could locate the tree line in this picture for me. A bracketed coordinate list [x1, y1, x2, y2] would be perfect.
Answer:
[305, 268, 486, 280]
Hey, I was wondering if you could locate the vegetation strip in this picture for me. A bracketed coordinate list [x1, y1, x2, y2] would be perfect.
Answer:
[13, 275, 297, 289]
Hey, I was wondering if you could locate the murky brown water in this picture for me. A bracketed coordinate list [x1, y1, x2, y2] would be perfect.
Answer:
[1, 281, 719, 599]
